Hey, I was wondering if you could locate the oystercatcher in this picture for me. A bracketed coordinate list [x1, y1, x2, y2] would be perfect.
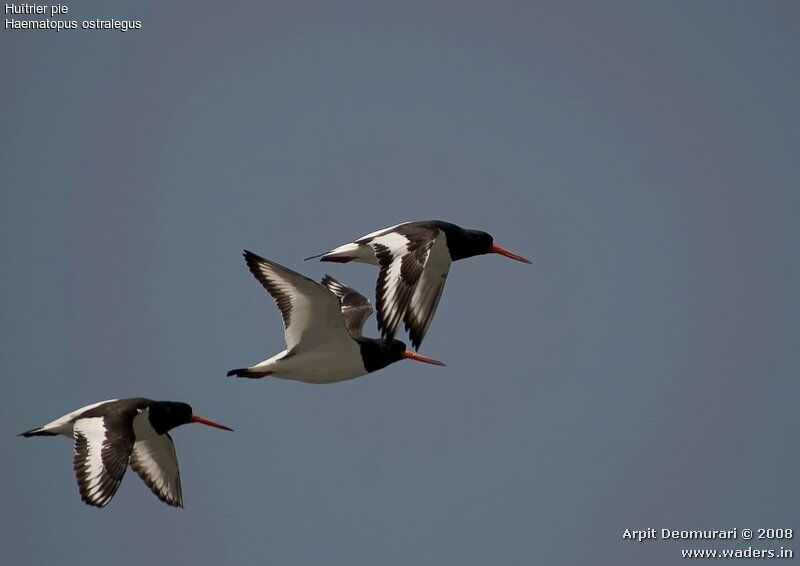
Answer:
[19, 398, 232, 508]
[305, 220, 531, 349]
[226, 250, 445, 384]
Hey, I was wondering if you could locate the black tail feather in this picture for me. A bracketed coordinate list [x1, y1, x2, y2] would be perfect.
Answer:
[319, 256, 354, 263]
[304, 252, 355, 263]
[227, 368, 273, 379]
[19, 428, 58, 437]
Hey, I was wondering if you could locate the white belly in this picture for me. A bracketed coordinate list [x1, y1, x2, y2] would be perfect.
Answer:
[271, 344, 368, 384]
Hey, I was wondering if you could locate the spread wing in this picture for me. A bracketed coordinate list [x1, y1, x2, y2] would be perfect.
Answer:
[72, 416, 134, 508]
[243, 250, 353, 352]
[366, 226, 438, 341]
[321, 275, 374, 337]
[130, 431, 183, 508]
[403, 235, 452, 349]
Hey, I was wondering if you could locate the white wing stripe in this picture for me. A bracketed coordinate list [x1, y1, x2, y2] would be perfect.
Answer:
[370, 232, 420, 337]
[73, 417, 130, 507]
[75, 418, 106, 495]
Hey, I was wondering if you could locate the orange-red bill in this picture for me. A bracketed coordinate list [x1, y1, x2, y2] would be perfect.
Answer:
[490, 244, 532, 264]
[190, 415, 234, 431]
[402, 350, 446, 366]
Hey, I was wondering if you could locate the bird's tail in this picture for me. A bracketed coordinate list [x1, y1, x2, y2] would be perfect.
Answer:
[19, 427, 58, 437]
[305, 242, 361, 263]
[304, 252, 354, 263]
[226, 368, 273, 379]
[319, 256, 355, 263]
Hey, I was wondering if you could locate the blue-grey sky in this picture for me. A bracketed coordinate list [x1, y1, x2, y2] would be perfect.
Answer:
[2, 2, 798, 564]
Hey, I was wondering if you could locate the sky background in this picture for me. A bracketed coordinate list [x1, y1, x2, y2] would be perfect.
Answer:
[2, 1, 798, 564]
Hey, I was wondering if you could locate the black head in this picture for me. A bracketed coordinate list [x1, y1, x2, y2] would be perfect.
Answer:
[444, 228, 495, 261]
[463, 229, 494, 258]
[148, 401, 233, 434]
[457, 229, 531, 263]
[148, 401, 193, 434]
[359, 338, 446, 373]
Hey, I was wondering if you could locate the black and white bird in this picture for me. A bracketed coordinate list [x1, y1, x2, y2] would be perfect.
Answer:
[20, 398, 232, 508]
[226, 250, 445, 384]
[305, 220, 531, 349]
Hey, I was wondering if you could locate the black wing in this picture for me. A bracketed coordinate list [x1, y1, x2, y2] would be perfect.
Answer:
[366, 224, 439, 340]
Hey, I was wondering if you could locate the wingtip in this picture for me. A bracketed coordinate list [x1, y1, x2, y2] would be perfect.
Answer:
[242, 249, 273, 271]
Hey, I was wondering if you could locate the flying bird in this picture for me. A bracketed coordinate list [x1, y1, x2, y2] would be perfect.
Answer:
[20, 398, 232, 508]
[305, 220, 531, 349]
[226, 250, 445, 384]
